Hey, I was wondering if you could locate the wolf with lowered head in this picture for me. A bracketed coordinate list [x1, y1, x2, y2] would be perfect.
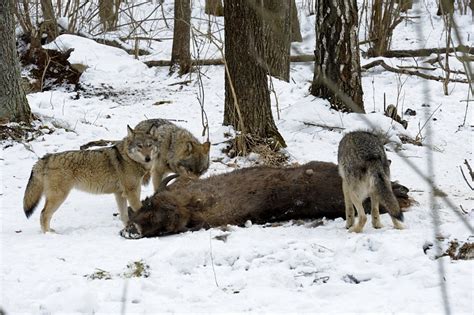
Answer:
[23, 125, 159, 232]
[133, 119, 210, 191]
[337, 130, 404, 233]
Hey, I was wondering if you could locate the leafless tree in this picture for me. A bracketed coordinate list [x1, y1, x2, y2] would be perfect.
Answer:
[170, 0, 191, 75]
[0, 0, 32, 123]
[223, 0, 286, 151]
[310, 0, 365, 113]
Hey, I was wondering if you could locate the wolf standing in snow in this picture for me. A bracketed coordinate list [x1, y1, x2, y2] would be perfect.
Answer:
[23, 125, 159, 233]
[337, 131, 404, 233]
[81, 118, 211, 192]
[133, 119, 211, 191]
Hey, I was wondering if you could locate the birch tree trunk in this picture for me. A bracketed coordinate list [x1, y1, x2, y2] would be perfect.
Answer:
[310, 0, 364, 113]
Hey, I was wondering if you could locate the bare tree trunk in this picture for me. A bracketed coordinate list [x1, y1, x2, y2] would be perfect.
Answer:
[437, 0, 454, 15]
[290, 0, 302, 42]
[223, 0, 286, 149]
[40, 0, 58, 43]
[205, 0, 223, 16]
[397, 0, 413, 12]
[262, 0, 291, 82]
[170, 0, 191, 75]
[310, 0, 365, 113]
[0, 0, 32, 123]
[99, 0, 120, 32]
[366, 0, 403, 57]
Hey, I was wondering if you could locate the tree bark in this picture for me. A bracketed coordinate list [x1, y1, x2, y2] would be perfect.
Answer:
[205, 0, 223, 16]
[310, 0, 364, 113]
[262, 0, 291, 82]
[0, 0, 32, 123]
[40, 0, 58, 43]
[290, 0, 302, 42]
[223, 0, 285, 148]
[98, 0, 120, 32]
[170, 0, 191, 75]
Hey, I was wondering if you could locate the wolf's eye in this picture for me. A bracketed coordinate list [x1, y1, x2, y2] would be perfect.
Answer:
[137, 144, 143, 148]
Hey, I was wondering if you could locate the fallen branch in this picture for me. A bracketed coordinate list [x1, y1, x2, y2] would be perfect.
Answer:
[144, 54, 315, 68]
[93, 37, 151, 56]
[459, 165, 474, 191]
[464, 159, 474, 181]
[362, 59, 469, 84]
[371, 45, 473, 58]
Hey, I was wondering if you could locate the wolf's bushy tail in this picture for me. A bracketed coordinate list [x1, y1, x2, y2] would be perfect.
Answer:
[23, 162, 44, 218]
[374, 170, 404, 222]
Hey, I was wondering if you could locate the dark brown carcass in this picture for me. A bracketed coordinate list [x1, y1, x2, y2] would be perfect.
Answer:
[122, 161, 412, 238]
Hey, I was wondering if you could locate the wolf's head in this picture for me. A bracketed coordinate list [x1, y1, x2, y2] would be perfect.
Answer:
[169, 134, 211, 177]
[125, 125, 159, 166]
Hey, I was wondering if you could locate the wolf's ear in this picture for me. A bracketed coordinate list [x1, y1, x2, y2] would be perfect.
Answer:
[148, 125, 157, 135]
[186, 141, 194, 153]
[203, 141, 211, 154]
[127, 125, 134, 137]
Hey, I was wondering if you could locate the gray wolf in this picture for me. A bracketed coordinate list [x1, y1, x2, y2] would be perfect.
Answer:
[120, 161, 411, 238]
[133, 119, 210, 191]
[337, 131, 404, 233]
[23, 125, 159, 232]
[80, 118, 211, 192]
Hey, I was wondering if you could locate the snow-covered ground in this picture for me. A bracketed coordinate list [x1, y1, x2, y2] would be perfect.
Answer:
[1, 1, 473, 314]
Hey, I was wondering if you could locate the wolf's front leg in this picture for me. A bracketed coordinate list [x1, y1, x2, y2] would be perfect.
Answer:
[124, 186, 142, 212]
[114, 193, 129, 225]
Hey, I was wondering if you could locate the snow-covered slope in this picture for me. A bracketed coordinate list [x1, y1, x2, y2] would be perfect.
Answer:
[1, 1, 472, 313]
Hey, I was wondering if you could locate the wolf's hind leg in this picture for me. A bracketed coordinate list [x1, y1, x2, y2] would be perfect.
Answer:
[391, 217, 404, 230]
[40, 189, 70, 233]
[342, 181, 355, 229]
[370, 194, 383, 229]
[349, 193, 367, 233]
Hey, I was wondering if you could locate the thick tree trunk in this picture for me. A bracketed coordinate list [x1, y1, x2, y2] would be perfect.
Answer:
[205, 0, 223, 16]
[290, 0, 302, 42]
[310, 0, 364, 113]
[170, 0, 191, 75]
[437, 0, 454, 15]
[261, 0, 291, 82]
[40, 0, 58, 43]
[98, 0, 120, 32]
[0, 0, 32, 123]
[223, 0, 285, 148]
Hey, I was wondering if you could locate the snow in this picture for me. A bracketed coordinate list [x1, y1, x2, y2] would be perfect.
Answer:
[1, 1, 473, 314]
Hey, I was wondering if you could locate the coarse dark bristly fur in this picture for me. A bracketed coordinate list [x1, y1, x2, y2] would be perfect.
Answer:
[337, 131, 404, 233]
[23, 125, 159, 233]
[121, 161, 412, 238]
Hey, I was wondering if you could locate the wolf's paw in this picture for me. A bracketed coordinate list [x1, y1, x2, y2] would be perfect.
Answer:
[120, 224, 142, 239]
[372, 220, 383, 229]
[393, 221, 404, 230]
[345, 219, 354, 229]
[349, 226, 364, 233]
